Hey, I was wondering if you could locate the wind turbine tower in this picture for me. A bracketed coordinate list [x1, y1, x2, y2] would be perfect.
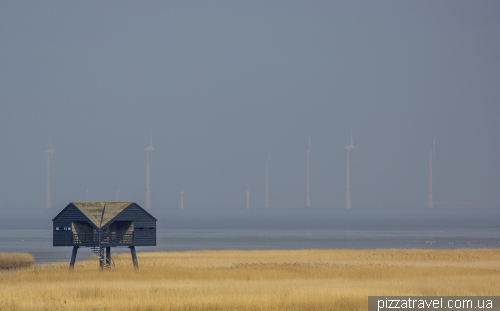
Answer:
[44, 140, 54, 209]
[429, 138, 435, 208]
[343, 132, 354, 209]
[144, 136, 154, 209]
[265, 151, 270, 208]
[180, 188, 184, 210]
[85, 188, 89, 202]
[116, 188, 120, 201]
[306, 134, 311, 208]
[246, 188, 250, 209]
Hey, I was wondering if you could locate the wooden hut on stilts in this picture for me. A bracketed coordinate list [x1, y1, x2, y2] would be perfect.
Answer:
[53, 202, 156, 270]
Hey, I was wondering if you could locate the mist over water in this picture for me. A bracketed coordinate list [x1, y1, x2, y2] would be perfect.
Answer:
[1, 206, 498, 264]
[3, 204, 500, 230]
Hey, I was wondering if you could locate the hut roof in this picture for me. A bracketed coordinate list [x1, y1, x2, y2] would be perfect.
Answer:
[72, 202, 131, 228]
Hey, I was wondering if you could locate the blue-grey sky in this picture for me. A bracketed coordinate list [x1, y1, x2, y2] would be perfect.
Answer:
[1, 1, 499, 217]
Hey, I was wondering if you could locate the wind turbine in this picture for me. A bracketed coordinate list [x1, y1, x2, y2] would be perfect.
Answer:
[44, 140, 54, 209]
[144, 135, 154, 209]
[429, 138, 436, 209]
[85, 188, 89, 202]
[180, 188, 184, 210]
[343, 131, 354, 209]
[116, 188, 120, 201]
[265, 151, 270, 209]
[306, 134, 311, 208]
[246, 187, 250, 209]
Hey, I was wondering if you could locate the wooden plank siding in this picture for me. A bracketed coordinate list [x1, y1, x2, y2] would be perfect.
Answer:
[53, 205, 90, 246]
[53, 203, 156, 247]
[103, 203, 156, 246]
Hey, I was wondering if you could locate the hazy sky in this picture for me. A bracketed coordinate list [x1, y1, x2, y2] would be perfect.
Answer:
[1, 1, 499, 216]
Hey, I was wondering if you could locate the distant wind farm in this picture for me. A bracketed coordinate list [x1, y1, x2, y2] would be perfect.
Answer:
[180, 188, 184, 210]
[306, 134, 311, 208]
[246, 188, 250, 210]
[41, 131, 497, 211]
[429, 138, 436, 209]
[343, 132, 354, 210]
[265, 150, 270, 209]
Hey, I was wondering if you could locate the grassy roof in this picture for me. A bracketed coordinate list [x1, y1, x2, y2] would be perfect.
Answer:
[72, 202, 131, 228]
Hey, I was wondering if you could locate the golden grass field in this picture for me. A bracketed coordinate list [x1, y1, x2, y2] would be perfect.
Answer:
[1, 249, 499, 311]
[0, 252, 34, 269]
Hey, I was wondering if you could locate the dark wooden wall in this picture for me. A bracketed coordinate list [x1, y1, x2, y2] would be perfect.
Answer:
[53, 204, 89, 246]
[109, 203, 156, 246]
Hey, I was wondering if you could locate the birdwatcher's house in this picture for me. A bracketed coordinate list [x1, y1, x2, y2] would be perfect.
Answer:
[53, 202, 156, 269]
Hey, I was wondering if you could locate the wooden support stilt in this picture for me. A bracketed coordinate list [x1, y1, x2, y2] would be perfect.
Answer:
[69, 246, 79, 270]
[130, 246, 138, 269]
[106, 247, 111, 266]
[99, 247, 104, 269]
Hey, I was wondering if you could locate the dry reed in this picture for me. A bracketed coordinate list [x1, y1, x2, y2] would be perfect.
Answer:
[0, 249, 499, 310]
[0, 252, 34, 269]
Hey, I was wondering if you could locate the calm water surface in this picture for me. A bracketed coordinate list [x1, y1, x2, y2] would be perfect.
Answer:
[1, 225, 499, 264]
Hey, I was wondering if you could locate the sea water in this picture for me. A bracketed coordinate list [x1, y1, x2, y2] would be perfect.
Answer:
[1, 213, 499, 264]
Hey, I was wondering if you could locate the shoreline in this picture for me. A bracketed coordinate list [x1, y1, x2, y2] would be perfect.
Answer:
[3, 226, 500, 264]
